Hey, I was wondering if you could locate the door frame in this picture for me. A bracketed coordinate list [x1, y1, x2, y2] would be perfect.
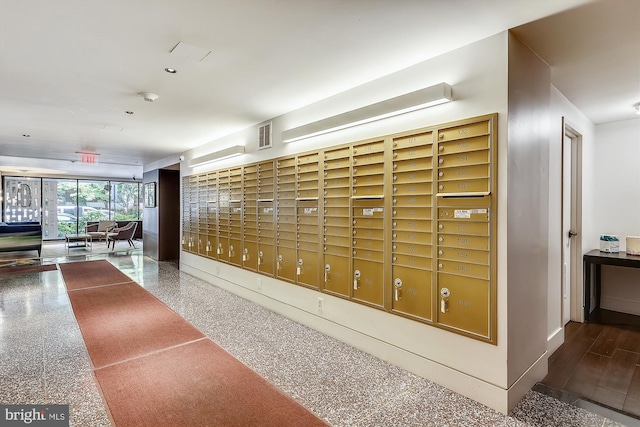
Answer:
[561, 117, 583, 323]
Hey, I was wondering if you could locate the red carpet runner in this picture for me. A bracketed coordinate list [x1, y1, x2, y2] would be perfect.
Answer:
[60, 260, 328, 426]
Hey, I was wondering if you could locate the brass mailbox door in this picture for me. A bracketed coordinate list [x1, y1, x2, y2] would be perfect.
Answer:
[391, 265, 432, 321]
[297, 249, 319, 289]
[352, 259, 384, 307]
[257, 200, 274, 276]
[323, 255, 350, 297]
[243, 240, 258, 271]
[276, 246, 296, 283]
[437, 273, 490, 339]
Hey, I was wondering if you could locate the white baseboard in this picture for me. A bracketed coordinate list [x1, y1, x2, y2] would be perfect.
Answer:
[600, 296, 640, 316]
[547, 326, 564, 356]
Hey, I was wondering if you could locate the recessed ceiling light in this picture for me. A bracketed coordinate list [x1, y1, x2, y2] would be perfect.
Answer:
[165, 68, 177, 74]
[634, 102, 640, 115]
[22, 134, 30, 137]
[125, 111, 134, 115]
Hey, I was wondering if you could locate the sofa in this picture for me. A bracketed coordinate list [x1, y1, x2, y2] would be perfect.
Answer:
[0, 221, 42, 256]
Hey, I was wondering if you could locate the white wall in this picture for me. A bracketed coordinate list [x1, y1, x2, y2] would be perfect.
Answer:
[180, 32, 551, 413]
[594, 118, 640, 314]
[547, 87, 595, 352]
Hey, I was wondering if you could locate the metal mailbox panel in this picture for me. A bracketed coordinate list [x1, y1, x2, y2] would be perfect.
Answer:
[297, 189, 318, 199]
[324, 167, 350, 179]
[324, 196, 350, 207]
[323, 234, 350, 247]
[392, 157, 433, 173]
[438, 221, 488, 236]
[298, 153, 319, 164]
[437, 178, 489, 194]
[392, 230, 429, 244]
[392, 195, 433, 207]
[297, 233, 319, 244]
[352, 248, 384, 262]
[324, 176, 350, 188]
[324, 207, 349, 217]
[257, 245, 274, 275]
[437, 234, 489, 251]
[298, 180, 319, 190]
[277, 239, 296, 249]
[324, 146, 350, 160]
[438, 135, 489, 154]
[277, 172, 296, 183]
[228, 240, 243, 266]
[276, 231, 296, 241]
[352, 173, 384, 186]
[277, 197, 296, 207]
[438, 207, 489, 221]
[392, 206, 432, 220]
[297, 249, 320, 288]
[276, 247, 296, 282]
[437, 247, 489, 265]
[352, 227, 383, 240]
[258, 176, 275, 186]
[323, 255, 350, 297]
[324, 158, 350, 171]
[392, 169, 432, 184]
[352, 205, 384, 218]
[392, 182, 432, 196]
[353, 140, 385, 153]
[437, 260, 489, 280]
[353, 153, 385, 167]
[392, 145, 433, 161]
[352, 238, 384, 251]
[277, 214, 296, 224]
[258, 161, 274, 171]
[324, 187, 350, 198]
[438, 150, 489, 168]
[276, 222, 296, 232]
[392, 253, 432, 270]
[437, 120, 490, 142]
[437, 273, 490, 338]
[323, 216, 350, 227]
[391, 265, 432, 321]
[352, 162, 384, 176]
[324, 226, 351, 237]
[257, 236, 275, 245]
[298, 170, 319, 183]
[393, 131, 433, 149]
[352, 217, 384, 229]
[297, 163, 318, 174]
[324, 244, 351, 257]
[277, 158, 296, 168]
[437, 163, 489, 181]
[298, 216, 319, 226]
[352, 185, 384, 197]
[392, 242, 432, 257]
[392, 218, 431, 233]
[352, 259, 384, 307]
[244, 213, 257, 223]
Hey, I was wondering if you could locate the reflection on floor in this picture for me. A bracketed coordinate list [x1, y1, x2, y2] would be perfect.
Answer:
[0, 252, 633, 426]
[542, 316, 640, 421]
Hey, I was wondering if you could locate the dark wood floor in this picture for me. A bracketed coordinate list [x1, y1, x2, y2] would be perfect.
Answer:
[542, 310, 640, 418]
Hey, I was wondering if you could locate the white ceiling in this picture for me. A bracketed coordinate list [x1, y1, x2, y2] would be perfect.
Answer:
[0, 0, 637, 178]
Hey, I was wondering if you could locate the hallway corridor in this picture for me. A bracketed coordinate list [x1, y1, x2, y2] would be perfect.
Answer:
[0, 253, 632, 426]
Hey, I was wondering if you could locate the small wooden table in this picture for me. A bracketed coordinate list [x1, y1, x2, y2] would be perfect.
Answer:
[65, 233, 92, 253]
[583, 249, 640, 321]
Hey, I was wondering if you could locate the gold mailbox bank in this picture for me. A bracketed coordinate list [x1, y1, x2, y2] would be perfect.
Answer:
[182, 113, 497, 344]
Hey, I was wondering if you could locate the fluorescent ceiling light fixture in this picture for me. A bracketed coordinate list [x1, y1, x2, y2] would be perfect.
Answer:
[282, 83, 452, 143]
[188, 145, 245, 167]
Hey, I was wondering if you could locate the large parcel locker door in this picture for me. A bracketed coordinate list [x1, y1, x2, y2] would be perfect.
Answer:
[390, 131, 434, 322]
[228, 201, 243, 267]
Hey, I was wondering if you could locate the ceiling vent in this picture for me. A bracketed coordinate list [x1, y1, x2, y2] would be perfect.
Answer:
[259, 122, 272, 150]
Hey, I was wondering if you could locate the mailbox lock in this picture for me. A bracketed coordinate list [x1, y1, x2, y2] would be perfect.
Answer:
[243, 247, 248, 261]
[394, 278, 403, 302]
[277, 254, 283, 270]
[297, 259, 303, 275]
[324, 264, 331, 282]
[258, 250, 263, 266]
[353, 269, 361, 290]
[440, 287, 451, 313]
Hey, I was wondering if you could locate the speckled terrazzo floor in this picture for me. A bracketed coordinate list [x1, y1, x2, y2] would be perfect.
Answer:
[0, 253, 635, 427]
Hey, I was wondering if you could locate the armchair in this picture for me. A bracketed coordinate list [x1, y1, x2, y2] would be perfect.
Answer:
[106, 222, 138, 250]
[85, 220, 116, 243]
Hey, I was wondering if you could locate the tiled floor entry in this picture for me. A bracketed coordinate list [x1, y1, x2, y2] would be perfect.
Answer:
[0, 253, 632, 426]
